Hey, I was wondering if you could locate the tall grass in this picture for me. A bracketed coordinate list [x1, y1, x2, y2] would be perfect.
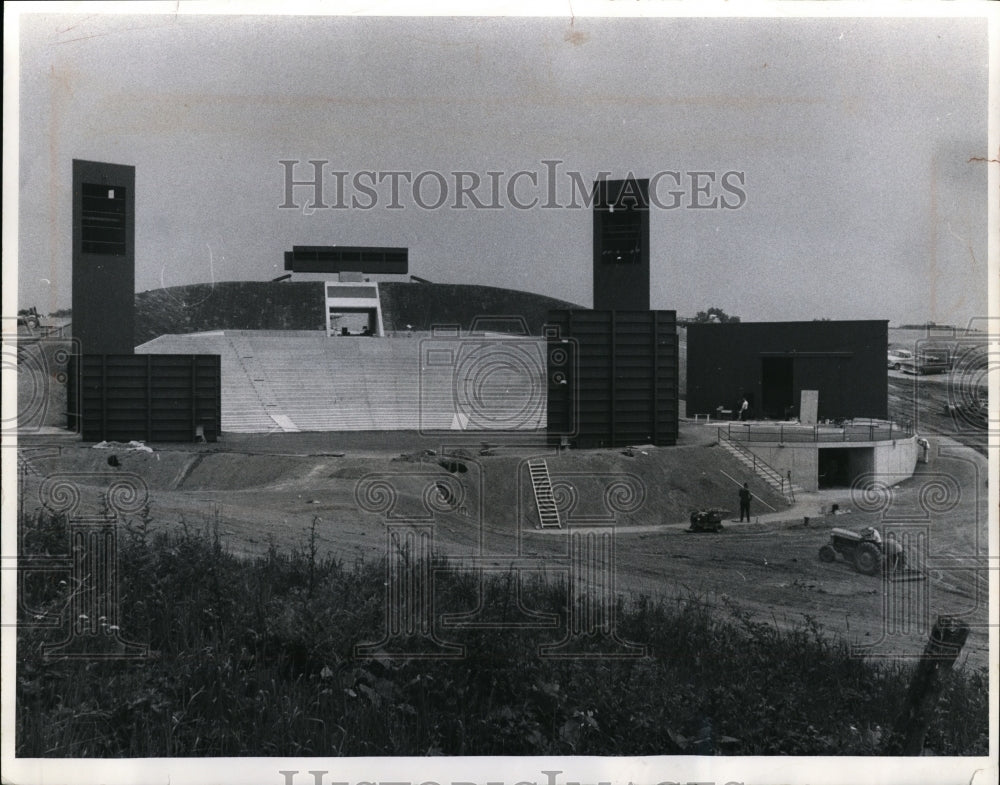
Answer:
[15, 506, 988, 757]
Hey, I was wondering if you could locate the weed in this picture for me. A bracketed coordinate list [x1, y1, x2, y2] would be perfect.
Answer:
[15, 512, 989, 757]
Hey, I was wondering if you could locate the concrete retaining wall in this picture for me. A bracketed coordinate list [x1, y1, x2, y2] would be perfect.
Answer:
[872, 435, 919, 478]
[740, 443, 820, 492]
[738, 435, 918, 492]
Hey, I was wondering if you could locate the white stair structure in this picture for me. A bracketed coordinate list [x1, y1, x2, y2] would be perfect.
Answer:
[527, 459, 561, 528]
[137, 330, 548, 434]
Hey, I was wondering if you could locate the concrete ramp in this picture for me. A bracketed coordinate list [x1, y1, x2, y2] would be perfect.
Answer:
[137, 331, 548, 433]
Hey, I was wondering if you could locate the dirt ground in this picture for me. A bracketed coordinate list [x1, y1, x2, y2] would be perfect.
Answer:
[17, 421, 990, 672]
[12, 327, 991, 671]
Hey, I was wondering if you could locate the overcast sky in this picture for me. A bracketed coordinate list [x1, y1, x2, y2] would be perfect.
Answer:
[11, 8, 993, 325]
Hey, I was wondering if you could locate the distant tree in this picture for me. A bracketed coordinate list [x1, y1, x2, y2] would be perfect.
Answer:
[897, 322, 953, 331]
[49, 307, 72, 318]
[693, 307, 740, 324]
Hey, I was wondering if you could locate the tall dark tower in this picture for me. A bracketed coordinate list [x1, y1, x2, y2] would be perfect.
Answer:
[68, 159, 221, 442]
[547, 177, 676, 448]
[592, 178, 650, 311]
[72, 160, 135, 355]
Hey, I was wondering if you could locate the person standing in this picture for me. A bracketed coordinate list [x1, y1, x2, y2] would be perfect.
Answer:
[885, 532, 904, 572]
[738, 482, 752, 522]
[739, 397, 749, 421]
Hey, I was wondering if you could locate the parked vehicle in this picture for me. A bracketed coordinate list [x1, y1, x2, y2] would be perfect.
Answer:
[687, 508, 727, 533]
[900, 352, 950, 375]
[887, 348, 913, 370]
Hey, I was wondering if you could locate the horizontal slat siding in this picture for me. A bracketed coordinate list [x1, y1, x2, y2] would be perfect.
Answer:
[80, 354, 220, 442]
[547, 310, 678, 447]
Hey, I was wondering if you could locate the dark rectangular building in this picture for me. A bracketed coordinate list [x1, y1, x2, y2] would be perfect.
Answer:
[285, 246, 408, 274]
[72, 160, 135, 355]
[548, 309, 678, 447]
[592, 179, 650, 311]
[685, 320, 888, 421]
[78, 354, 221, 442]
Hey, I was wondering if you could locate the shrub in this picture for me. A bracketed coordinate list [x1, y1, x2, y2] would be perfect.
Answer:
[15, 509, 989, 757]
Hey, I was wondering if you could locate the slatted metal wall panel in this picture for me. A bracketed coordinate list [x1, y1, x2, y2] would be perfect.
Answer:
[285, 246, 408, 274]
[547, 310, 678, 447]
[79, 354, 221, 442]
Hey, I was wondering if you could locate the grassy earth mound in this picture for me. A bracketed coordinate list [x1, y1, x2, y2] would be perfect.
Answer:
[134, 281, 584, 345]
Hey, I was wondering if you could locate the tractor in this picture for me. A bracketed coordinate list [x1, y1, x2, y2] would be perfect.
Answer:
[687, 508, 728, 533]
[17, 307, 42, 330]
[818, 527, 924, 580]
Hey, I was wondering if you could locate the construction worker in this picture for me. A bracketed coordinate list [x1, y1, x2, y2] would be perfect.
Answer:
[738, 483, 752, 522]
[885, 532, 904, 572]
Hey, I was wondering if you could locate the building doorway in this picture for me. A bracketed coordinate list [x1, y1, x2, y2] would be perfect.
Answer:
[760, 357, 794, 419]
[818, 447, 875, 489]
[324, 281, 385, 336]
[328, 308, 376, 336]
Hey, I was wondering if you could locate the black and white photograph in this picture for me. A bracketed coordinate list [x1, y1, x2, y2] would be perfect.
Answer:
[2, 2, 997, 784]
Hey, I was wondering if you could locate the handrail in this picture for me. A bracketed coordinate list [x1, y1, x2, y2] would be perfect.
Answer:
[718, 469, 778, 512]
[718, 428, 787, 490]
[718, 428, 801, 503]
[721, 420, 913, 444]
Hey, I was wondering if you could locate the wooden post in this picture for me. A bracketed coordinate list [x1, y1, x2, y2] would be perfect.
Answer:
[893, 615, 970, 755]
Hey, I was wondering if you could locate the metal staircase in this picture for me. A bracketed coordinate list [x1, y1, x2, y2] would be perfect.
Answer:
[527, 459, 561, 528]
[717, 430, 805, 503]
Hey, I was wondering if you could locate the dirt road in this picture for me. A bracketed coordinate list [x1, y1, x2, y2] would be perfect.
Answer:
[18, 422, 989, 671]
[888, 369, 988, 455]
